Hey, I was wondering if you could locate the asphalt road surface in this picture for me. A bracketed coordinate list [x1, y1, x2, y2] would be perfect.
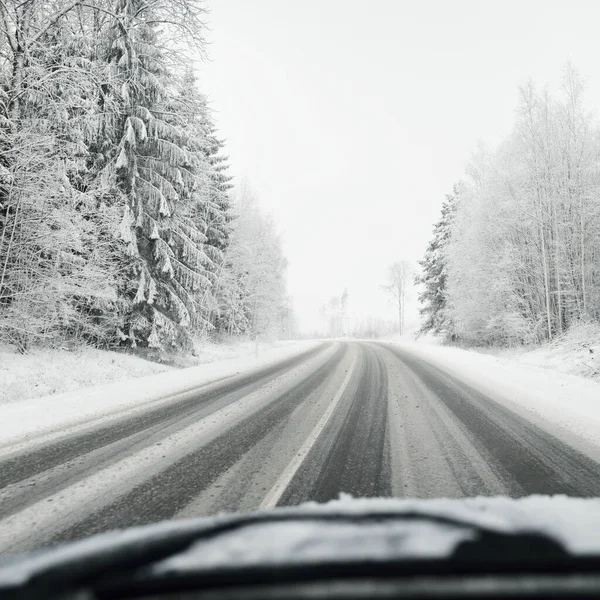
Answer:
[2, 341, 600, 555]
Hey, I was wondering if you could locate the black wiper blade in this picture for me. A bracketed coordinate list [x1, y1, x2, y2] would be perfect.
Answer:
[0, 508, 572, 600]
[96, 519, 572, 598]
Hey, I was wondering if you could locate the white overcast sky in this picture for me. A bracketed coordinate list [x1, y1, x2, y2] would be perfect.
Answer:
[197, 0, 600, 333]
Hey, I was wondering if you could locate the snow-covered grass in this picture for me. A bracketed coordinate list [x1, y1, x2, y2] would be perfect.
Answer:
[0, 338, 297, 405]
[408, 322, 600, 384]
[394, 331, 442, 345]
[0, 345, 171, 405]
[191, 339, 290, 365]
[515, 322, 600, 383]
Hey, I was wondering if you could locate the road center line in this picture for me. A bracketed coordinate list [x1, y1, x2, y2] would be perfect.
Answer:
[260, 351, 358, 509]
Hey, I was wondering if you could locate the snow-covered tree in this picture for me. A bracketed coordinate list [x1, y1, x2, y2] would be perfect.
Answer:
[0, 1, 126, 350]
[0, 0, 272, 354]
[213, 184, 287, 340]
[383, 260, 413, 335]
[415, 185, 459, 339]
[441, 65, 600, 346]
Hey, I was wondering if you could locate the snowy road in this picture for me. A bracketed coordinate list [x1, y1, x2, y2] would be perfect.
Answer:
[2, 341, 600, 555]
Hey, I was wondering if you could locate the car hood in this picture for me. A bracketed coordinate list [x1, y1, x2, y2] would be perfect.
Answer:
[2, 495, 600, 594]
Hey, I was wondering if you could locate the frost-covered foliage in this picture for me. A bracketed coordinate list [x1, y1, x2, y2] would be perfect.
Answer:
[319, 290, 349, 338]
[421, 65, 600, 346]
[213, 184, 290, 339]
[0, 0, 287, 352]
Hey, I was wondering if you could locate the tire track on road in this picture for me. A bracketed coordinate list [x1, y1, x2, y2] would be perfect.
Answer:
[278, 343, 391, 504]
[51, 344, 349, 543]
[380, 343, 600, 497]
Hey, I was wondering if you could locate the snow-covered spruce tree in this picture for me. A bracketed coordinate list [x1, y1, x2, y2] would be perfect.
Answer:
[415, 185, 459, 340]
[174, 69, 234, 335]
[202, 117, 234, 333]
[203, 112, 234, 254]
[103, 0, 218, 351]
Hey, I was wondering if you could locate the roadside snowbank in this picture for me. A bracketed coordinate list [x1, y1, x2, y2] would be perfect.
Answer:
[0, 339, 299, 405]
[0, 340, 320, 450]
[0, 345, 171, 405]
[515, 322, 600, 383]
[390, 339, 600, 451]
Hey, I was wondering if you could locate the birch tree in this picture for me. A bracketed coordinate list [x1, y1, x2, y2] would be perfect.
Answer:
[383, 260, 412, 335]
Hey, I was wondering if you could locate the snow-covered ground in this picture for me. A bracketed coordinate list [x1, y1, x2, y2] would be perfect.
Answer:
[406, 322, 600, 383]
[391, 337, 600, 453]
[515, 322, 600, 383]
[0, 345, 172, 405]
[0, 340, 319, 450]
[0, 339, 299, 405]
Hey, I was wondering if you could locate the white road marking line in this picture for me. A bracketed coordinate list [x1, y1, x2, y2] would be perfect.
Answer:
[259, 352, 358, 509]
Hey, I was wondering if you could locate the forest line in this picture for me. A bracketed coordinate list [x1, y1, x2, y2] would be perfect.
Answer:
[0, 0, 290, 354]
[418, 65, 600, 346]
